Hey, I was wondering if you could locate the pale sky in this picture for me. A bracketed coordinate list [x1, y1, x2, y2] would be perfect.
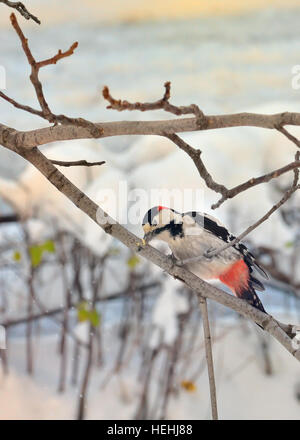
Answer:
[0, 0, 300, 27]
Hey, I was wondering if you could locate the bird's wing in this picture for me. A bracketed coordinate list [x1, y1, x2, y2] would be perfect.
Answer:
[183, 211, 268, 282]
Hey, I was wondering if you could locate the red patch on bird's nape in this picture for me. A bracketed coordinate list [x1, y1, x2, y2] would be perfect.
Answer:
[158, 206, 167, 211]
[219, 259, 249, 296]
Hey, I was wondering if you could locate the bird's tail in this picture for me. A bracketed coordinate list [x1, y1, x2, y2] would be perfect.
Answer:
[236, 284, 266, 314]
[219, 259, 267, 315]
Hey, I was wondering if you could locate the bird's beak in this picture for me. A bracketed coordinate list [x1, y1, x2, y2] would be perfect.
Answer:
[143, 223, 154, 243]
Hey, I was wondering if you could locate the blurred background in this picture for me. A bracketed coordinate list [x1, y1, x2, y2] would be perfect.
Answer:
[0, 0, 300, 420]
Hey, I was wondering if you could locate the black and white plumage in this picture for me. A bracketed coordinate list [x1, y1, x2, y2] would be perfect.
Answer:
[142, 206, 268, 314]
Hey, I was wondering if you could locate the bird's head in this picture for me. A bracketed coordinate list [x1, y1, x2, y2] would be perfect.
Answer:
[142, 206, 183, 243]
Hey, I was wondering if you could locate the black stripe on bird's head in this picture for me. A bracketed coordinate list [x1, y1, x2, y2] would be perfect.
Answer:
[142, 206, 184, 243]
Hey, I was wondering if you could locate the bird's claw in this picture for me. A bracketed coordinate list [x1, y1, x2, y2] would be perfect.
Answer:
[136, 238, 146, 251]
[204, 247, 216, 260]
[167, 254, 181, 268]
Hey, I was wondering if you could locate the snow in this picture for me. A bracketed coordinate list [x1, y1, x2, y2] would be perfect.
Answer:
[1, 314, 300, 420]
[149, 277, 189, 348]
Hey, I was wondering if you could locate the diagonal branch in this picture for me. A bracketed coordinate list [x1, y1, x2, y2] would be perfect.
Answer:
[276, 126, 300, 149]
[165, 133, 228, 195]
[199, 298, 218, 420]
[165, 133, 300, 210]
[212, 159, 300, 209]
[36, 43, 79, 68]
[5, 112, 300, 150]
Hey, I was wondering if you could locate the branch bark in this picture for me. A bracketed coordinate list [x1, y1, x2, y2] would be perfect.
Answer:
[3, 110, 300, 150]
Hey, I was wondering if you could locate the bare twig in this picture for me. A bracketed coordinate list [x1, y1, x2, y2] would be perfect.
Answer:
[103, 82, 207, 129]
[0, 0, 40, 24]
[199, 298, 218, 420]
[212, 159, 300, 209]
[50, 159, 105, 168]
[37, 43, 79, 69]
[165, 132, 232, 196]
[3, 14, 102, 137]
[277, 126, 300, 149]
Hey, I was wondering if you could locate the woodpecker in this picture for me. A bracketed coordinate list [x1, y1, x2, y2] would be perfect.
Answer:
[142, 206, 268, 314]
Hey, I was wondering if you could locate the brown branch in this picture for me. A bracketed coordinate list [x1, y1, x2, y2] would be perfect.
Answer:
[50, 159, 106, 168]
[5, 14, 102, 137]
[199, 298, 218, 420]
[212, 159, 300, 209]
[0, 91, 43, 118]
[5, 111, 300, 151]
[165, 133, 228, 195]
[103, 82, 207, 129]
[277, 126, 300, 149]
[165, 133, 300, 211]
[37, 43, 79, 68]
[0, 0, 40, 24]
[206, 181, 299, 259]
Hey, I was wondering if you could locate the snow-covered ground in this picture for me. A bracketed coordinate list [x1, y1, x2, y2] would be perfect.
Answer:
[1, 314, 300, 420]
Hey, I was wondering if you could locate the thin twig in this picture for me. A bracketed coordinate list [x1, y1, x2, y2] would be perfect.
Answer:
[0, 0, 40, 24]
[50, 159, 105, 168]
[5, 14, 102, 137]
[103, 82, 207, 129]
[277, 126, 300, 149]
[199, 298, 218, 420]
[165, 133, 228, 195]
[165, 133, 300, 210]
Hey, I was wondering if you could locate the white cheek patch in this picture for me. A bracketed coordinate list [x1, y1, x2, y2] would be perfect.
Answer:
[183, 215, 196, 226]
[185, 226, 204, 237]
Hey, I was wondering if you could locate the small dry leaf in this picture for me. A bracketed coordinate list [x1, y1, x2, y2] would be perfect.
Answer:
[181, 380, 197, 393]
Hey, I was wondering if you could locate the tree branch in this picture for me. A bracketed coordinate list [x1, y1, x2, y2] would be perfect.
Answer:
[199, 298, 218, 420]
[0, 0, 40, 24]
[50, 159, 106, 168]
[103, 82, 207, 128]
[277, 126, 300, 149]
